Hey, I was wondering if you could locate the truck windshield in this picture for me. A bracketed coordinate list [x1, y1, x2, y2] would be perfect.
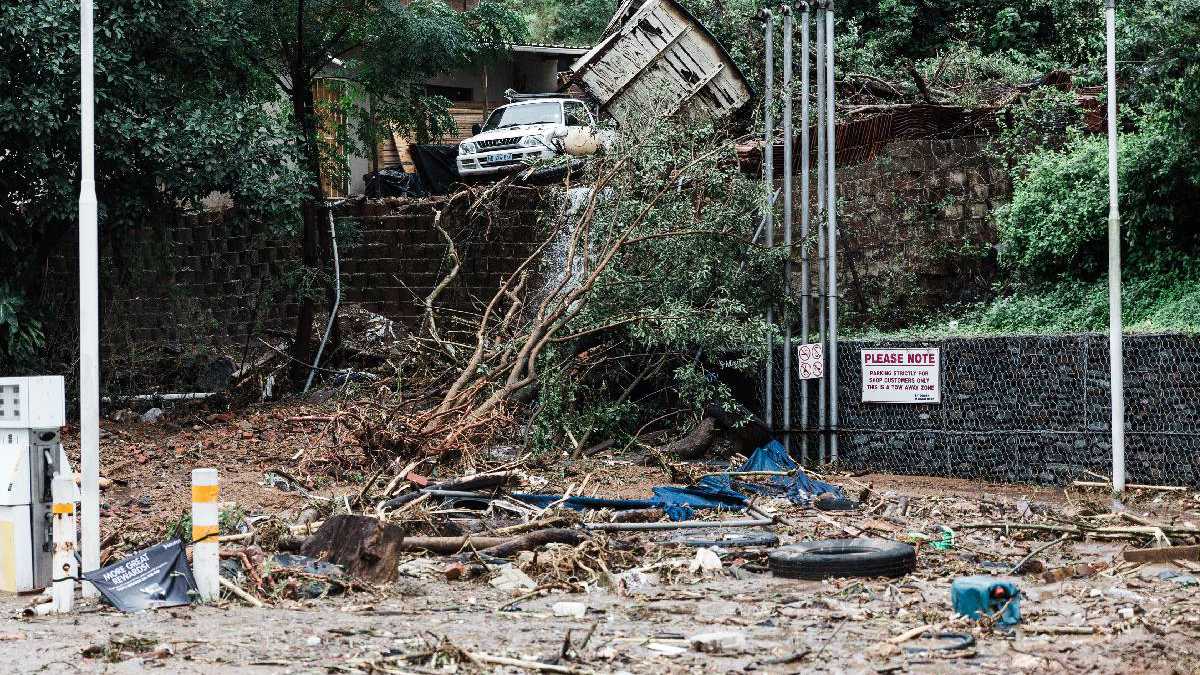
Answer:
[482, 102, 563, 131]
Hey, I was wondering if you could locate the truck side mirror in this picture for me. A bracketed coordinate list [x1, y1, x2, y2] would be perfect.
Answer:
[471, 123, 482, 135]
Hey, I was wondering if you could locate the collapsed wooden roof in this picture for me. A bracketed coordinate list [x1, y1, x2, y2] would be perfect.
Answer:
[568, 0, 752, 127]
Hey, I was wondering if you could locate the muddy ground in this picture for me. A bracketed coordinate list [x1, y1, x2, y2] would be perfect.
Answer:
[2, 403, 1199, 674]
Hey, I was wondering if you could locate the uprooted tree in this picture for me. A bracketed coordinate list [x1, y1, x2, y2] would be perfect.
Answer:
[350, 117, 786, 462]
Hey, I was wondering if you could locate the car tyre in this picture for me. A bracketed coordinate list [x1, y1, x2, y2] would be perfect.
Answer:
[768, 538, 916, 580]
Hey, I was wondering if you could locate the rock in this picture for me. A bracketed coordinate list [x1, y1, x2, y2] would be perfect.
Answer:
[1010, 653, 1042, 670]
[151, 643, 173, 659]
[689, 548, 722, 573]
[140, 407, 164, 423]
[304, 636, 322, 647]
[552, 601, 587, 619]
[1117, 607, 1136, 620]
[397, 559, 443, 579]
[646, 642, 687, 656]
[489, 565, 537, 592]
[689, 631, 747, 654]
[444, 562, 467, 581]
[614, 568, 660, 593]
[198, 356, 236, 391]
[1170, 574, 1199, 586]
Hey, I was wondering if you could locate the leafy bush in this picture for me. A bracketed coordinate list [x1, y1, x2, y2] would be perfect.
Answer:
[0, 285, 44, 366]
[926, 263, 1200, 335]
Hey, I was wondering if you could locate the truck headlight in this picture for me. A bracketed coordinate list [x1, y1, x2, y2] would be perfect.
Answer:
[519, 135, 544, 148]
[459, 141, 478, 154]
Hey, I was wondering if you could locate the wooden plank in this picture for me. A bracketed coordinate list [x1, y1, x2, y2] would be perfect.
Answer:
[603, 26, 692, 105]
[669, 63, 724, 116]
[1123, 545, 1200, 564]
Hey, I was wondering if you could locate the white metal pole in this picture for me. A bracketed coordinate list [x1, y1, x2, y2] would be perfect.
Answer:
[50, 477, 76, 613]
[191, 468, 220, 601]
[762, 10, 776, 430]
[79, 0, 101, 597]
[798, 3, 811, 463]
[814, 5, 827, 463]
[781, 4, 794, 453]
[825, 1, 839, 462]
[1105, 0, 1125, 495]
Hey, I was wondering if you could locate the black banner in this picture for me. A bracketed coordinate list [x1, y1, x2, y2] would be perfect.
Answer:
[82, 540, 198, 612]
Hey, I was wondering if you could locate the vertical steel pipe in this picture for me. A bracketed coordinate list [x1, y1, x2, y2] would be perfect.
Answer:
[781, 4, 794, 453]
[825, 1, 839, 462]
[814, 4, 827, 463]
[79, 0, 101, 597]
[1105, 0, 1125, 494]
[762, 9, 776, 430]
[798, 2, 811, 463]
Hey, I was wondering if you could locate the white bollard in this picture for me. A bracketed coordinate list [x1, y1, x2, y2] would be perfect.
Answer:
[191, 468, 219, 601]
[51, 477, 77, 613]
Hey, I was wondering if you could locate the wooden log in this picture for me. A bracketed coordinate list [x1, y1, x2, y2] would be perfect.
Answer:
[1072, 481, 1188, 492]
[662, 417, 718, 460]
[1123, 545, 1200, 564]
[300, 515, 411, 583]
[397, 535, 511, 554]
[477, 528, 586, 558]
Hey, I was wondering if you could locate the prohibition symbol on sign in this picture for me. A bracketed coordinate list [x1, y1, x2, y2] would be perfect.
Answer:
[796, 343, 824, 380]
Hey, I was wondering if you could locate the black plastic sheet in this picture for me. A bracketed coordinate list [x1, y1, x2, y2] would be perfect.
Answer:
[409, 144, 461, 195]
[364, 169, 427, 198]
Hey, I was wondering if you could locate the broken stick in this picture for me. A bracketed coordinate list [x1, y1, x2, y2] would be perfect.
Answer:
[1123, 545, 1200, 564]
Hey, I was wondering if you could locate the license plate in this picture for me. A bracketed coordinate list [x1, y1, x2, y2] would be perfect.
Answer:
[491, 153, 512, 162]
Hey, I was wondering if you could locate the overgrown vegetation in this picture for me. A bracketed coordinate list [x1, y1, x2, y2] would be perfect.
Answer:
[961, 0, 1200, 333]
[355, 117, 780, 458]
[0, 0, 307, 372]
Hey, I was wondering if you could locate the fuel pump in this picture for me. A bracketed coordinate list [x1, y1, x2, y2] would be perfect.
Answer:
[0, 376, 77, 593]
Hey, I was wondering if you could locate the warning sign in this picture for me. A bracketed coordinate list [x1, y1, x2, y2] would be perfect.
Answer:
[796, 343, 824, 380]
[861, 348, 941, 403]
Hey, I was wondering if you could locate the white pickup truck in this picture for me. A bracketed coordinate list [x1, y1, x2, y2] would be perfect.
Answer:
[456, 98, 612, 177]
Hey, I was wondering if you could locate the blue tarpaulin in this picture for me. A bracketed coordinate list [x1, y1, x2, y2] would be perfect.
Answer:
[512, 440, 846, 521]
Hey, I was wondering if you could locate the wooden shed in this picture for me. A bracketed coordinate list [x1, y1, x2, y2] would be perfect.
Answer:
[568, 0, 752, 127]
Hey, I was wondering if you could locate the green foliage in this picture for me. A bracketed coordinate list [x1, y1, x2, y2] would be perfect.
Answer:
[0, 285, 44, 365]
[513, 0, 616, 46]
[0, 0, 308, 365]
[529, 117, 779, 453]
[164, 505, 249, 544]
[994, 1, 1200, 284]
[922, 263, 1200, 335]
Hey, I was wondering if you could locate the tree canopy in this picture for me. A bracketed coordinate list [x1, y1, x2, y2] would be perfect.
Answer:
[0, 0, 306, 368]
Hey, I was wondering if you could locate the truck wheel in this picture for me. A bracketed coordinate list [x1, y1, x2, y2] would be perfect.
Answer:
[768, 538, 916, 580]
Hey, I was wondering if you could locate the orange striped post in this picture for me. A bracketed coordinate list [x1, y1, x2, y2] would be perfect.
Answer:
[191, 468, 219, 601]
[51, 477, 76, 613]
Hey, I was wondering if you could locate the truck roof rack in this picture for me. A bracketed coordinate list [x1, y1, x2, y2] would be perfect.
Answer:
[503, 89, 569, 103]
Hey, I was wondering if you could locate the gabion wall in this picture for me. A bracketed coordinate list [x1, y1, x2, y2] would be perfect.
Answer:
[771, 333, 1200, 487]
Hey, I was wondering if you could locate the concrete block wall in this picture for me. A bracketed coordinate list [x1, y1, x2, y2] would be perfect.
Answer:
[337, 193, 543, 325]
